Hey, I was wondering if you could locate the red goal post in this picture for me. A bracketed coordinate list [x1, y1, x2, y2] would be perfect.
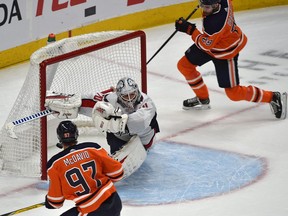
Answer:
[0, 30, 147, 180]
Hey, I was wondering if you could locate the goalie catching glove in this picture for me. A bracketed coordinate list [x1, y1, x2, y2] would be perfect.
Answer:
[45, 91, 82, 119]
[92, 101, 128, 134]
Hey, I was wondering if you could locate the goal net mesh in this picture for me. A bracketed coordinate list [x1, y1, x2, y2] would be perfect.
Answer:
[0, 30, 146, 179]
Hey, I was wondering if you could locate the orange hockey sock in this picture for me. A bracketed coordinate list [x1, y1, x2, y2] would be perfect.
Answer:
[177, 56, 209, 99]
[225, 85, 273, 102]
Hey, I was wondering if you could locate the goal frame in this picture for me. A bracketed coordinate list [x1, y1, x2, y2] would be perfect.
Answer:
[39, 30, 147, 180]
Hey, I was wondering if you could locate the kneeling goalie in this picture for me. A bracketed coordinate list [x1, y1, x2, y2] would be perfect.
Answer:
[45, 77, 160, 179]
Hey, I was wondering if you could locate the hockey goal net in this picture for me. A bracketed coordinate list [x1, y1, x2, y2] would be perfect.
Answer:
[0, 30, 147, 180]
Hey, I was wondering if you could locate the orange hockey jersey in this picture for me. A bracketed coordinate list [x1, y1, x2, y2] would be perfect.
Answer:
[191, 0, 247, 59]
[46, 142, 123, 215]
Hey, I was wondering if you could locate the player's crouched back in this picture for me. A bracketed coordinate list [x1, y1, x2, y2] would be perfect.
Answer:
[45, 121, 123, 216]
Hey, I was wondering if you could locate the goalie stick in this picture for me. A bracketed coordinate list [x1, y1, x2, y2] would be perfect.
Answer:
[5, 109, 53, 139]
[5, 88, 113, 139]
[0, 202, 45, 216]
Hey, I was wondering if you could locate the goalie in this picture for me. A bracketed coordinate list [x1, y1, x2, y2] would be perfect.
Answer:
[45, 77, 160, 179]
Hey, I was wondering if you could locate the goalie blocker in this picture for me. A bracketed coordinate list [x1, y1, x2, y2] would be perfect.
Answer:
[92, 101, 128, 134]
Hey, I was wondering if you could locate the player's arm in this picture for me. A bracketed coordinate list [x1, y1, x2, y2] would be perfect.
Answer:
[81, 88, 115, 108]
[99, 148, 124, 182]
[126, 98, 157, 134]
[45, 89, 113, 119]
[191, 27, 223, 52]
[45, 169, 65, 209]
[191, 10, 228, 51]
[79, 90, 114, 117]
[175, 16, 224, 52]
[81, 91, 107, 108]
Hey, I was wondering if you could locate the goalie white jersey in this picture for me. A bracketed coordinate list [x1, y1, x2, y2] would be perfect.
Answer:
[81, 88, 159, 179]
[107, 92, 158, 144]
[80, 91, 160, 152]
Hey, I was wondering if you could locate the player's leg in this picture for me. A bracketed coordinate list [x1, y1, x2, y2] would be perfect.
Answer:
[225, 86, 287, 119]
[213, 54, 272, 101]
[214, 54, 272, 101]
[137, 115, 159, 151]
[269, 92, 287, 119]
[177, 44, 212, 110]
[213, 55, 287, 119]
[106, 132, 131, 154]
[87, 192, 122, 216]
[60, 207, 79, 216]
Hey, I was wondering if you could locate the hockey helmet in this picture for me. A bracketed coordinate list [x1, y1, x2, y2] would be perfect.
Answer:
[57, 120, 79, 143]
[199, 0, 221, 5]
[116, 77, 141, 110]
[199, 0, 221, 15]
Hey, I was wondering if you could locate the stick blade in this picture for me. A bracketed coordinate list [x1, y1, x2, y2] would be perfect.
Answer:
[5, 122, 18, 139]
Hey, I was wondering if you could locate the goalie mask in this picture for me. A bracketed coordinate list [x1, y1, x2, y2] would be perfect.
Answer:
[116, 77, 141, 112]
[57, 120, 79, 143]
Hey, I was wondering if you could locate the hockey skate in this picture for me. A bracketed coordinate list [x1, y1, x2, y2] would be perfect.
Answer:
[183, 97, 211, 110]
[269, 92, 287, 119]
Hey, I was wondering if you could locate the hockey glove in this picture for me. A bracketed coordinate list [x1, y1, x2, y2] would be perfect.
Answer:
[93, 114, 128, 134]
[45, 91, 82, 119]
[92, 101, 119, 119]
[175, 17, 196, 35]
[92, 101, 128, 134]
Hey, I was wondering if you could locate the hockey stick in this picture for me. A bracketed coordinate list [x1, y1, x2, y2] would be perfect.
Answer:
[0, 202, 45, 216]
[5, 88, 114, 139]
[146, 4, 200, 65]
[5, 109, 53, 139]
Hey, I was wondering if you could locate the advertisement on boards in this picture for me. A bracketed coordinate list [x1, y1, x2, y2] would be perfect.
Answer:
[0, 0, 191, 51]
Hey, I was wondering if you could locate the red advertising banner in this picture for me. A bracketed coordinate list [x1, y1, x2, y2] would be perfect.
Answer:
[127, 0, 145, 6]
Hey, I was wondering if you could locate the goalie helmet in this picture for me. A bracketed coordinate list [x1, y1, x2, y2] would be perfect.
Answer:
[116, 77, 141, 111]
[199, 0, 221, 5]
[57, 120, 79, 143]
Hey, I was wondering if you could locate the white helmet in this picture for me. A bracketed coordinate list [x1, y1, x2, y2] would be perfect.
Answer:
[116, 77, 141, 111]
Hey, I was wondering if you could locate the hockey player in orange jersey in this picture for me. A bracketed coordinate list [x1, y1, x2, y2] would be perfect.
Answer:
[45, 120, 124, 216]
[175, 0, 287, 119]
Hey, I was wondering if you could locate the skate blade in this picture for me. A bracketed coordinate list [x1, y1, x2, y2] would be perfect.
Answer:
[280, 92, 287, 119]
[182, 104, 211, 110]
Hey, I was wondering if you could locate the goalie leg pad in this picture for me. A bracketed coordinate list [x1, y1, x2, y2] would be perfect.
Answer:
[112, 136, 147, 179]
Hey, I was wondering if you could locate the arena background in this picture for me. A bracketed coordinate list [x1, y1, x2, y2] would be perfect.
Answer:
[0, 0, 287, 69]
